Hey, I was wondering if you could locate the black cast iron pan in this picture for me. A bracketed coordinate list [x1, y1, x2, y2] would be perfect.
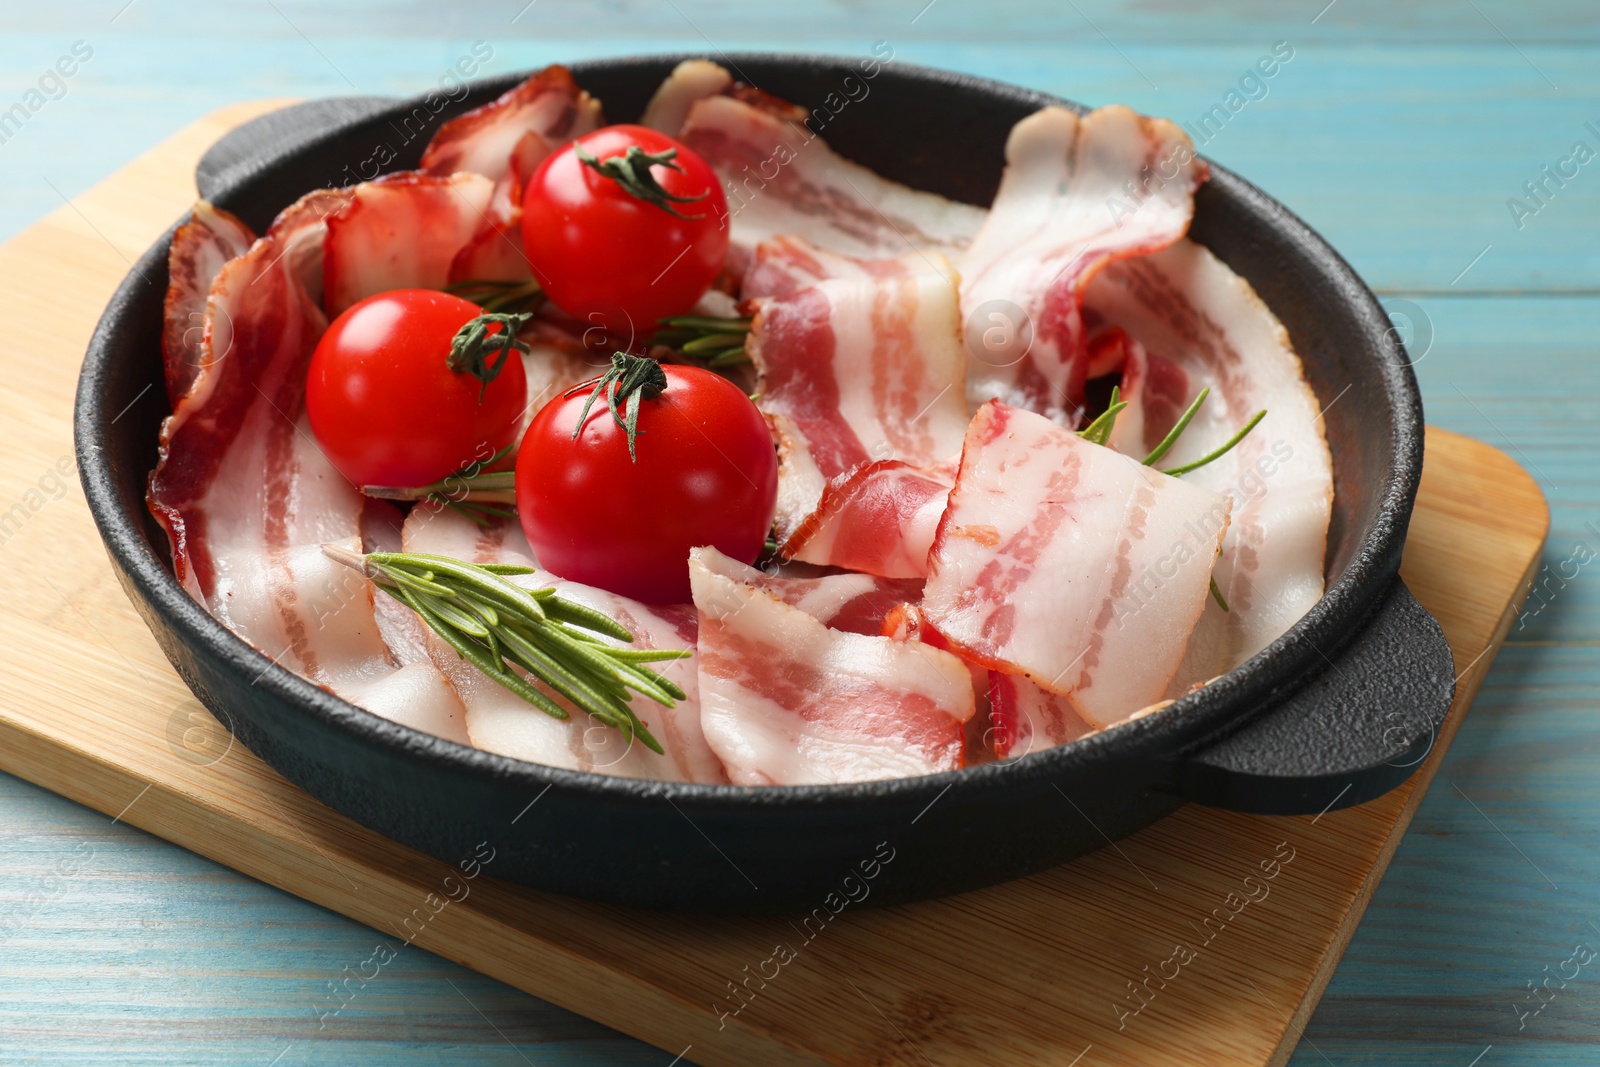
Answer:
[75, 54, 1454, 913]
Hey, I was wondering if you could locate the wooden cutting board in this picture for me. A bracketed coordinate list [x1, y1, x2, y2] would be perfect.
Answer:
[0, 102, 1548, 1067]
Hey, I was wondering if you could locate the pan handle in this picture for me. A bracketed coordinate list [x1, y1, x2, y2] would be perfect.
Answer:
[1167, 577, 1456, 816]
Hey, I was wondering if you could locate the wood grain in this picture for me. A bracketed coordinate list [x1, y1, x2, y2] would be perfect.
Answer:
[0, 105, 1549, 1066]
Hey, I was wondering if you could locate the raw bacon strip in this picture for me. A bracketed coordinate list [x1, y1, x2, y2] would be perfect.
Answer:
[148, 216, 471, 743]
[402, 508, 726, 783]
[987, 673, 1096, 760]
[750, 261, 969, 537]
[1084, 238, 1334, 689]
[690, 547, 973, 785]
[640, 59, 734, 135]
[782, 459, 955, 579]
[322, 172, 495, 317]
[266, 187, 356, 307]
[959, 106, 1205, 426]
[739, 566, 922, 636]
[421, 65, 601, 186]
[742, 234, 921, 301]
[161, 202, 254, 404]
[1097, 328, 1194, 459]
[922, 401, 1230, 729]
[679, 93, 986, 269]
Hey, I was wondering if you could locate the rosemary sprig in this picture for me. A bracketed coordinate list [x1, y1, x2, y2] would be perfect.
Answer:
[652, 315, 752, 367]
[576, 143, 708, 219]
[447, 312, 533, 402]
[1077, 385, 1126, 446]
[444, 278, 545, 316]
[1209, 576, 1230, 612]
[324, 545, 689, 754]
[362, 444, 519, 527]
[1080, 383, 1265, 478]
[571, 351, 669, 462]
[1160, 409, 1267, 477]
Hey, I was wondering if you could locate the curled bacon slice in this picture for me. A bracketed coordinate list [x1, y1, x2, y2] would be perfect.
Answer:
[162, 202, 254, 405]
[148, 209, 471, 742]
[986, 672, 1096, 761]
[640, 59, 735, 135]
[1085, 238, 1334, 690]
[742, 233, 923, 301]
[749, 261, 969, 539]
[679, 93, 986, 271]
[781, 459, 955, 579]
[959, 106, 1206, 426]
[401, 508, 727, 783]
[923, 401, 1230, 729]
[322, 171, 495, 317]
[421, 64, 601, 185]
[690, 547, 973, 785]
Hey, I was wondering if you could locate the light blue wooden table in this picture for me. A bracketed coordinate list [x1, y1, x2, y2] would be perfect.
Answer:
[3, 2, 1597, 1063]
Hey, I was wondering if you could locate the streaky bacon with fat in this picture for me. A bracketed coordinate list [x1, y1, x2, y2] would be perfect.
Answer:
[679, 92, 986, 273]
[781, 459, 955, 578]
[742, 233, 923, 300]
[922, 400, 1230, 729]
[690, 547, 973, 786]
[958, 106, 1206, 426]
[1085, 238, 1334, 691]
[322, 171, 495, 316]
[149, 206, 471, 742]
[162, 202, 254, 405]
[748, 257, 969, 541]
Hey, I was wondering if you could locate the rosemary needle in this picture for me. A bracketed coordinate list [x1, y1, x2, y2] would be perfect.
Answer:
[323, 545, 689, 755]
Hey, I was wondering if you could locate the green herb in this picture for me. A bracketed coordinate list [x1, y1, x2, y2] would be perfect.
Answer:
[323, 545, 689, 754]
[653, 314, 752, 367]
[1076, 385, 1126, 446]
[444, 278, 545, 316]
[571, 351, 669, 463]
[1209, 576, 1230, 612]
[447, 312, 533, 401]
[362, 444, 518, 528]
[576, 143, 709, 220]
[1079, 383, 1265, 478]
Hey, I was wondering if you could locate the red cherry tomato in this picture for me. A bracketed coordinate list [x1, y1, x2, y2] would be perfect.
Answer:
[306, 289, 527, 488]
[515, 362, 777, 605]
[521, 124, 728, 340]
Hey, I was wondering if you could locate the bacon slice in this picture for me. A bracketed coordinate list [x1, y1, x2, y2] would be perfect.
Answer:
[162, 202, 255, 405]
[401, 508, 726, 783]
[679, 93, 986, 271]
[922, 401, 1230, 729]
[1085, 238, 1334, 690]
[738, 566, 922, 636]
[959, 106, 1205, 426]
[986, 672, 1096, 760]
[750, 261, 969, 538]
[149, 214, 470, 743]
[640, 59, 735, 135]
[322, 172, 495, 317]
[421, 65, 601, 185]
[781, 459, 955, 578]
[1097, 327, 1194, 458]
[690, 547, 973, 785]
[742, 234, 923, 300]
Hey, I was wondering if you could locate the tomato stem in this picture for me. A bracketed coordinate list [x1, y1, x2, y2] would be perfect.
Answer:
[576, 143, 709, 220]
[447, 312, 533, 401]
[571, 351, 669, 463]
